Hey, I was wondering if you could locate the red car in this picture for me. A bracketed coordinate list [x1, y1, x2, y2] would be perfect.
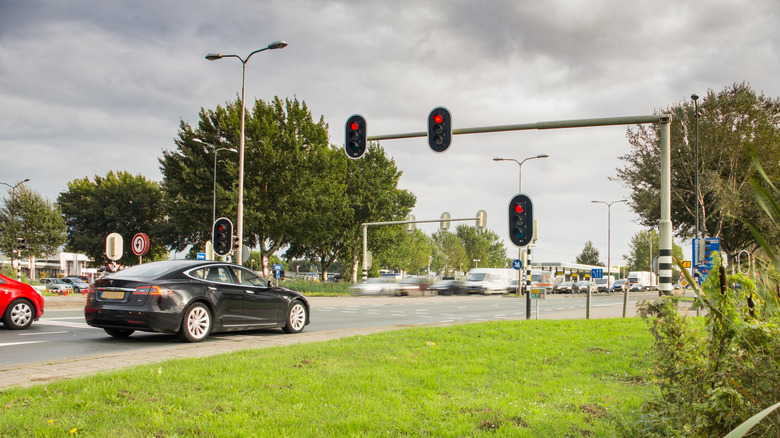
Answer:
[1, 274, 45, 329]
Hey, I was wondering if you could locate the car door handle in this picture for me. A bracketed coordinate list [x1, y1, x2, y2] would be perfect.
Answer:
[208, 286, 218, 291]
[245, 290, 254, 294]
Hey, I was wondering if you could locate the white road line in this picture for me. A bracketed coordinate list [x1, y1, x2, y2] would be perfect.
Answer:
[0, 341, 45, 348]
[36, 320, 94, 329]
[20, 331, 68, 336]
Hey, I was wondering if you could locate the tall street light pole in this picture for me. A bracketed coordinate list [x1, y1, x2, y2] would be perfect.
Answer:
[591, 199, 628, 315]
[194, 139, 237, 226]
[493, 154, 549, 320]
[1, 178, 31, 281]
[206, 40, 287, 264]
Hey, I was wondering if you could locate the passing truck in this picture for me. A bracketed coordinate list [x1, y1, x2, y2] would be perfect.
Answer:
[627, 271, 656, 291]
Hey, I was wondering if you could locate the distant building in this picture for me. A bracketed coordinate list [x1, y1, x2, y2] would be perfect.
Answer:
[0, 251, 97, 281]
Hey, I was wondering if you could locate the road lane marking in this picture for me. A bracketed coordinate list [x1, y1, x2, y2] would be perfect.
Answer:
[19, 331, 68, 336]
[0, 341, 45, 348]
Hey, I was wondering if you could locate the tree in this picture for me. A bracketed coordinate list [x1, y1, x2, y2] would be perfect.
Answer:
[338, 144, 416, 282]
[576, 240, 603, 266]
[455, 225, 508, 270]
[1, 185, 66, 260]
[431, 230, 468, 277]
[616, 83, 780, 261]
[57, 171, 166, 266]
[624, 230, 684, 280]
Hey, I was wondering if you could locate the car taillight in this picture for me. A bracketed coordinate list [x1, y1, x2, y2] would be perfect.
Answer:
[135, 286, 174, 296]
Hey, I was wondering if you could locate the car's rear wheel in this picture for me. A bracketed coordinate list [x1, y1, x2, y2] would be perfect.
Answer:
[2, 299, 34, 330]
[282, 301, 307, 334]
[179, 302, 212, 342]
[104, 328, 134, 338]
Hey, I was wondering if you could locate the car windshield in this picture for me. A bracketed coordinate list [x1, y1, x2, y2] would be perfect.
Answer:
[467, 273, 487, 281]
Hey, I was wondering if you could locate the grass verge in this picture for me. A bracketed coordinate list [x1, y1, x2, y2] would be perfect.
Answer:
[0, 318, 653, 437]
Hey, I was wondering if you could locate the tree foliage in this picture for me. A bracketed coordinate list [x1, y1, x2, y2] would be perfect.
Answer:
[616, 82, 780, 260]
[1, 185, 66, 259]
[57, 171, 166, 266]
[575, 240, 603, 266]
[624, 230, 683, 279]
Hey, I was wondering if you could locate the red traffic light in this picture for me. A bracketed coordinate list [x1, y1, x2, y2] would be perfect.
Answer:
[515, 204, 524, 214]
[350, 121, 359, 131]
[427, 107, 452, 153]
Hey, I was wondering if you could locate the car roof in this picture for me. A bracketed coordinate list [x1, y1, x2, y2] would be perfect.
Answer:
[106, 260, 248, 280]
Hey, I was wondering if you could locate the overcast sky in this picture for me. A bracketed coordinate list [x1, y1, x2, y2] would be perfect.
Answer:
[2, 0, 779, 267]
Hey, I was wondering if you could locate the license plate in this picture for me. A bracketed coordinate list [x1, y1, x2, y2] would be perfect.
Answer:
[101, 291, 125, 300]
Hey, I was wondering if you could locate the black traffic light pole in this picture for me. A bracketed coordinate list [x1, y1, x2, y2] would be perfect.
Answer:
[355, 112, 675, 305]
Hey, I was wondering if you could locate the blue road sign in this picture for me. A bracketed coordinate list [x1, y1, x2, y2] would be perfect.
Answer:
[591, 268, 603, 279]
[196, 252, 206, 260]
[512, 259, 523, 270]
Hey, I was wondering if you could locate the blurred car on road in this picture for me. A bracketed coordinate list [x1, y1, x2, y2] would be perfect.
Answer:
[350, 277, 398, 295]
[40, 278, 74, 295]
[1, 273, 45, 330]
[61, 276, 91, 294]
[554, 281, 576, 294]
[629, 283, 645, 292]
[396, 277, 430, 296]
[85, 260, 309, 342]
[429, 279, 463, 296]
[575, 281, 596, 294]
[612, 279, 629, 292]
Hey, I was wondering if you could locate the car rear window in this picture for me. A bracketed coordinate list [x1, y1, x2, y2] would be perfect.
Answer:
[109, 261, 193, 280]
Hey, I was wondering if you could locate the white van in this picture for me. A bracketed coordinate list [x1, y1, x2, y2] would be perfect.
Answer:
[463, 268, 514, 295]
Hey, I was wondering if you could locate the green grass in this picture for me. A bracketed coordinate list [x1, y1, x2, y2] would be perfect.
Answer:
[279, 279, 352, 296]
[0, 319, 654, 437]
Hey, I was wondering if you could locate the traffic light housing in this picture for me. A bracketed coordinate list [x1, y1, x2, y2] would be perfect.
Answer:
[16, 238, 26, 250]
[212, 217, 233, 256]
[509, 194, 533, 247]
[345, 114, 367, 159]
[427, 107, 452, 152]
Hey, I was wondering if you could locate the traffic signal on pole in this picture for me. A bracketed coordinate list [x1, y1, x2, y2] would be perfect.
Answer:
[212, 217, 233, 256]
[16, 238, 26, 250]
[509, 194, 533, 247]
[427, 107, 452, 153]
[345, 114, 367, 159]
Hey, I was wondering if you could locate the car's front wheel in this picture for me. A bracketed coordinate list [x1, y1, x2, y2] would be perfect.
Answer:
[2, 299, 35, 330]
[282, 301, 307, 334]
[179, 302, 212, 342]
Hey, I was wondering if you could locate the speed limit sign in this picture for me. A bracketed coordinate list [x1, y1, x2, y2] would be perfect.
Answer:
[131, 233, 150, 256]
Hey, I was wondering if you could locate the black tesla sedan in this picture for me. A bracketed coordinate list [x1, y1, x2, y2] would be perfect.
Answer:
[85, 260, 310, 342]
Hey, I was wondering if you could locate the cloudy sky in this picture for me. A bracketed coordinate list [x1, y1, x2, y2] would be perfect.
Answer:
[2, 0, 779, 266]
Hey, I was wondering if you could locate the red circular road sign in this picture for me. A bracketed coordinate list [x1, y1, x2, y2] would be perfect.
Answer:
[131, 233, 150, 256]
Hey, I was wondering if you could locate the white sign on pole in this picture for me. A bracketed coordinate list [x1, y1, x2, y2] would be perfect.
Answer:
[106, 233, 123, 261]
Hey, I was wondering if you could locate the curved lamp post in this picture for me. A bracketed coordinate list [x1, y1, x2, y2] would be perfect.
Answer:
[591, 199, 628, 316]
[206, 40, 287, 263]
[1, 178, 31, 280]
[492, 154, 549, 193]
[194, 139, 237, 226]
[493, 154, 549, 320]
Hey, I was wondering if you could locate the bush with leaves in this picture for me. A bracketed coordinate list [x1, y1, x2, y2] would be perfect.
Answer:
[634, 157, 780, 437]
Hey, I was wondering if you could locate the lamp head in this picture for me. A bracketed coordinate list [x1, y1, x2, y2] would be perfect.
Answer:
[267, 40, 288, 50]
[205, 53, 223, 61]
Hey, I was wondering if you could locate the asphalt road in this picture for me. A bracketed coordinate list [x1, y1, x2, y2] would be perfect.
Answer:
[1, 291, 660, 369]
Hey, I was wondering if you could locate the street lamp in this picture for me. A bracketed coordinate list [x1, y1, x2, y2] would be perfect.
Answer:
[493, 154, 549, 320]
[1, 178, 31, 281]
[591, 199, 628, 316]
[691, 93, 700, 243]
[194, 139, 237, 226]
[206, 40, 287, 264]
[493, 154, 549, 193]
